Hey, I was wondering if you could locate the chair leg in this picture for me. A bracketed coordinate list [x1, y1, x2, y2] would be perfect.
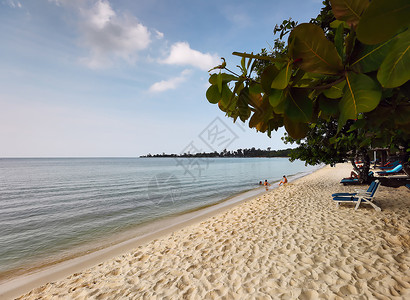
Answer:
[363, 199, 381, 212]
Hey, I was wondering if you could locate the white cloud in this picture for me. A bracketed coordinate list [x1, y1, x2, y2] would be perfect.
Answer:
[161, 42, 220, 71]
[149, 69, 192, 93]
[5, 0, 22, 8]
[155, 30, 164, 40]
[77, 0, 151, 68]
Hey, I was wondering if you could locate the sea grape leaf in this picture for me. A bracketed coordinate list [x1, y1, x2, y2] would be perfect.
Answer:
[269, 89, 287, 108]
[356, 0, 410, 45]
[319, 95, 340, 116]
[289, 24, 344, 75]
[249, 82, 263, 94]
[350, 39, 393, 73]
[220, 84, 233, 106]
[339, 72, 382, 125]
[260, 65, 280, 94]
[237, 88, 251, 121]
[206, 85, 221, 104]
[209, 73, 238, 85]
[284, 116, 309, 139]
[334, 23, 345, 60]
[330, 0, 369, 28]
[284, 88, 313, 123]
[217, 72, 223, 93]
[323, 80, 346, 99]
[271, 62, 292, 89]
[249, 96, 273, 131]
[377, 29, 410, 88]
[330, 20, 350, 29]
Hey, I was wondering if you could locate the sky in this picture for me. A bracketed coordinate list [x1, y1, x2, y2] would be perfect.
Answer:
[0, 0, 324, 157]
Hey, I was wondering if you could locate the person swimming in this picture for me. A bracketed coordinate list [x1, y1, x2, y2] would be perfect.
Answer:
[279, 175, 287, 186]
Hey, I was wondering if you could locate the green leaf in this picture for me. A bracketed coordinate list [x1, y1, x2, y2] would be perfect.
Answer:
[339, 72, 382, 123]
[323, 80, 346, 99]
[377, 29, 410, 88]
[347, 119, 366, 132]
[271, 62, 292, 89]
[269, 89, 287, 108]
[288, 23, 344, 75]
[237, 88, 251, 122]
[334, 23, 345, 59]
[319, 95, 340, 115]
[206, 85, 221, 104]
[249, 82, 263, 94]
[350, 39, 393, 72]
[209, 73, 237, 85]
[330, 0, 369, 28]
[220, 84, 233, 105]
[217, 72, 223, 93]
[356, 0, 410, 45]
[330, 20, 350, 29]
[273, 97, 288, 114]
[260, 65, 280, 93]
[285, 88, 313, 123]
[284, 116, 309, 139]
[241, 57, 246, 72]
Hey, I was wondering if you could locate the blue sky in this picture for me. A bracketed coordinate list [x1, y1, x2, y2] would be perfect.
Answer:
[0, 0, 323, 157]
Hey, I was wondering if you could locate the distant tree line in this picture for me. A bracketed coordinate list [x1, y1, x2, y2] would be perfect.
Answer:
[141, 147, 293, 158]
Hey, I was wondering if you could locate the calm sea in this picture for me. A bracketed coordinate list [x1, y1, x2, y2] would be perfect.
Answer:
[0, 157, 319, 279]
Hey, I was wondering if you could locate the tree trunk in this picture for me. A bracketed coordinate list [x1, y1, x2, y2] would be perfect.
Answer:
[350, 150, 371, 184]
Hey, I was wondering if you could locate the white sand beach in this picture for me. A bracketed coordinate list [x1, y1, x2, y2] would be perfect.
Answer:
[3, 163, 410, 299]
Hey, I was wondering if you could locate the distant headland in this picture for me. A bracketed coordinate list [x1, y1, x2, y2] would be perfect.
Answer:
[140, 147, 292, 158]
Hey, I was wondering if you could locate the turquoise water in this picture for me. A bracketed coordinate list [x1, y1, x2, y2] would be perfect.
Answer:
[0, 157, 319, 277]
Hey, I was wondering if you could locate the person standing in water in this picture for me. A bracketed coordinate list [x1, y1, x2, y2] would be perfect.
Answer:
[279, 175, 287, 186]
[264, 179, 270, 191]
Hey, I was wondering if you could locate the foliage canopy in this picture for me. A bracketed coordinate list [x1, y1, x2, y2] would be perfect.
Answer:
[206, 0, 410, 182]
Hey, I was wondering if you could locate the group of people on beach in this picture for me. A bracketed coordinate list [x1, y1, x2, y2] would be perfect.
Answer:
[259, 175, 287, 191]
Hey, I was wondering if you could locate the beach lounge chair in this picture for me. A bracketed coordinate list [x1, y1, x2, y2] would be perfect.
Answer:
[378, 160, 400, 170]
[340, 171, 374, 185]
[332, 181, 377, 197]
[376, 164, 403, 176]
[332, 180, 381, 211]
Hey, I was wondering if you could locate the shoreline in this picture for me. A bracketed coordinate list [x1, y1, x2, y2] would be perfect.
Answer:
[0, 164, 320, 288]
[3, 163, 409, 299]
[0, 168, 313, 299]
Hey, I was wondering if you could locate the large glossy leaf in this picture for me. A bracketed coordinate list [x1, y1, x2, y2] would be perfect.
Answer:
[330, 0, 369, 28]
[289, 24, 344, 75]
[319, 95, 340, 115]
[269, 89, 287, 108]
[350, 39, 393, 73]
[334, 23, 345, 59]
[271, 62, 292, 89]
[323, 80, 346, 99]
[356, 0, 410, 45]
[377, 29, 410, 88]
[284, 89, 313, 123]
[209, 73, 237, 85]
[260, 65, 279, 94]
[207, 83, 232, 105]
[237, 88, 251, 122]
[249, 96, 273, 131]
[339, 72, 382, 124]
[206, 85, 221, 104]
[284, 116, 309, 139]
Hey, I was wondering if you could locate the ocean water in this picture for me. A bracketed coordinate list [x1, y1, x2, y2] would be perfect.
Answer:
[0, 157, 319, 278]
